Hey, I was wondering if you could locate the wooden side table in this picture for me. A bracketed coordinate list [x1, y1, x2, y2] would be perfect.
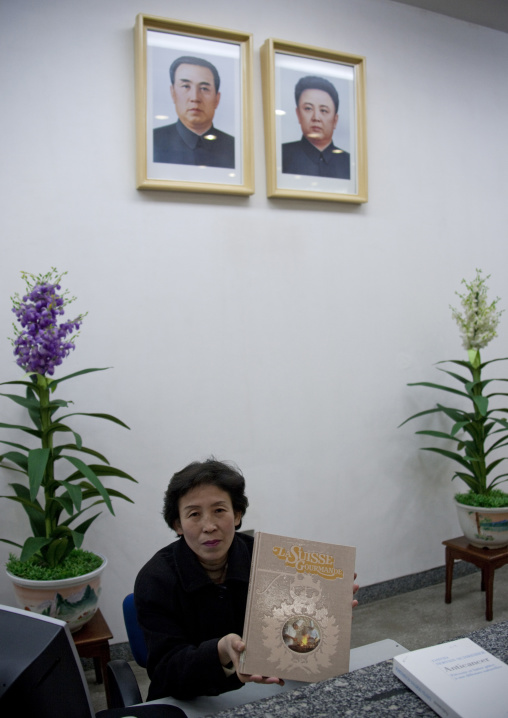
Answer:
[443, 536, 508, 621]
[73, 609, 113, 707]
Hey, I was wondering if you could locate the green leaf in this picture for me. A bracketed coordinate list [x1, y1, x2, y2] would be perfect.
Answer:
[0, 538, 23, 549]
[20, 537, 52, 562]
[46, 423, 83, 448]
[415, 430, 462, 442]
[46, 422, 73, 434]
[5, 483, 45, 535]
[27, 448, 50, 501]
[63, 463, 137, 483]
[60, 508, 102, 529]
[0, 422, 41, 438]
[0, 392, 40, 411]
[54, 494, 74, 515]
[46, 537, 72, 567]
[436, 359, 475, 371]
[57, 412, 130, 429]
[59, 479, 82, 511]
[486, 458, 507, 475]
[71, 513, 102, 536]
[488, 474, 508, 488]
[0, 466, 26, 476]
[398, 407, 443, 428]
[436, 405, 471, 423]
[104, 488, 135, 503]
[485, 439, 508, 455]
[451, 421, 470, 437]
[81, 485, 135, 503]
[0, 451, 28, 471]
[454, 471, 480, 491]
[70, 530, 85, 549]
[478, 357, 508, 369]
[421, 447, 475, 470]
[407, 381, 469, 398]
[53, 444, 110, 464]
[486, 391, 508, 400]
[472, 395, 489, 416]
[0, 379, 38, 389]
[436, 368, 469, 386]
[60, 456, 114, 513]
[0, 439, 31, 452]
[464, 380, 482, 395]
[49, 367, 111, 388]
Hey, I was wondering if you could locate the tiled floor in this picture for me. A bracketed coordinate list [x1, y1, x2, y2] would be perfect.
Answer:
[85, 564, 508, 713]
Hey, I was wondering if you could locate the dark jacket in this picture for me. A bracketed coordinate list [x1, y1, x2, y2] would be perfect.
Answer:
[153, 119, 235, 168]
[134, 532, 253, 700]
[282, 136, 351, 179]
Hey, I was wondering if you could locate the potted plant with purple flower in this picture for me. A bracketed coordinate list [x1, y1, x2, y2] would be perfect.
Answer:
[400, 270, 508, 548]
[0, 269, 136, 630]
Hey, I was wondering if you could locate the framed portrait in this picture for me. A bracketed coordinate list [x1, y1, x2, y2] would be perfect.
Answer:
[260, 39, 368, 204]
[135, 14, 254, 195]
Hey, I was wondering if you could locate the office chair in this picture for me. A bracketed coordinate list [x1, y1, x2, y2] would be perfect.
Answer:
[106, 593, 150, 709]
[123, 593, 148, 667]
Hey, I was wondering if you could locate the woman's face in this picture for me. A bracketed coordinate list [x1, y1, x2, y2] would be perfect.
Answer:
[174, 484, 241, 565]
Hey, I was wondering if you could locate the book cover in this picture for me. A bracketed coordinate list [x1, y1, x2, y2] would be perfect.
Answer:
[239, 531, 356, 682]
[393, 637, 508, 718]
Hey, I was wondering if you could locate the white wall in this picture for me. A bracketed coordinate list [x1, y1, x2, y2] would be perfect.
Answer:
[1, 0, 507, 644]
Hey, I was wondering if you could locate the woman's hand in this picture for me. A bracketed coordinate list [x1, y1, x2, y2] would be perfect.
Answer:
[218, 633, 285, 686]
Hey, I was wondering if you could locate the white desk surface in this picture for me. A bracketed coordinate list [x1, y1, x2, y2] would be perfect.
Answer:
[147, 639, 408, 718]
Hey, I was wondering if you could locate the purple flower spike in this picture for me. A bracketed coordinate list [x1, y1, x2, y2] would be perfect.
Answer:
[12, 276, 84, 376]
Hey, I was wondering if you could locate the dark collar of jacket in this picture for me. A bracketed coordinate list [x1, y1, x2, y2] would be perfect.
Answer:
[175, 119, 217, 149]
[300, 135, 340, 165]
[173, 531, 253, 593]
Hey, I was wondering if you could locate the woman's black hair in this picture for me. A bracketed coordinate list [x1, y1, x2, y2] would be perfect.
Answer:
[163, 458, 249, 533]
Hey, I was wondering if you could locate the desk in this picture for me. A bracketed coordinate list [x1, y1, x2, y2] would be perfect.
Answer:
[152, 622, 508, 718]
[73, 609, 113, 707]
[443, 535, 508, 620]
[149, 640, 408, 718]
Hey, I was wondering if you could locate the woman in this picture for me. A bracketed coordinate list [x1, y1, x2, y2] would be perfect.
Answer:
[134, 458, 358, 701]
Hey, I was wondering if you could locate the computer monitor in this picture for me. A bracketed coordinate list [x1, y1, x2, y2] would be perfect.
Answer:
[0, 603, 95, 717]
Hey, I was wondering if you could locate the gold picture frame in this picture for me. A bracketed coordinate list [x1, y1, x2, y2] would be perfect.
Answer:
[135, 14, 254, 195]
[261, 38, 367, 204]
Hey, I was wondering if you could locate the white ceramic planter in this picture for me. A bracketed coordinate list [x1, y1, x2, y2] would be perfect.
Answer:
[455, 500, 508, 549]
[6, 554, 107, 632]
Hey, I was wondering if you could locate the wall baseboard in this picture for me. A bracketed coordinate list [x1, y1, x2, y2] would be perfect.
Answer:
[357, 560, 478, 605]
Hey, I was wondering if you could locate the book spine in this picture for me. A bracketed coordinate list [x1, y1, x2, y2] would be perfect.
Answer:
[239, 531, 262, 673]
[393, 661, 460, 718]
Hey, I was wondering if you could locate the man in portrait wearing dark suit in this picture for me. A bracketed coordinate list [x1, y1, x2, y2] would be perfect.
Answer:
[282, 75, 350, 179]
[153, 55, 235, 168]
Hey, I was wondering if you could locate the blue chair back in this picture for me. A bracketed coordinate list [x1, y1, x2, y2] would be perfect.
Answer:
[122, 593, 148, 668]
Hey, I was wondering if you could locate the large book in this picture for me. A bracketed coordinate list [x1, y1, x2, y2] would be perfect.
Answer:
[239, 531, 356, 682]
[393, 637, 508, 718]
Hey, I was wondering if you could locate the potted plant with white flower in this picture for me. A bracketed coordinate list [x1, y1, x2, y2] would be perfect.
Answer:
[400, 269, 508, 548]
[0, 269, 136, 630]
